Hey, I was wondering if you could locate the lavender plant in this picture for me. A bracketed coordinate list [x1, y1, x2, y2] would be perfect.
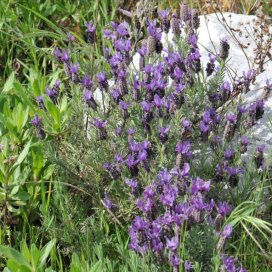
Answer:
[37, 2, 272, 271]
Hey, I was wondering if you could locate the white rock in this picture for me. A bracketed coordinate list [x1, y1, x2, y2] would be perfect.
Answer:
[90, 13, 271, 159]
[132, 13, 272, 154]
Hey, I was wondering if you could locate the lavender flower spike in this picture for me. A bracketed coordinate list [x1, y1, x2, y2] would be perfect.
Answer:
[31, 114, 45, 139]
[84, 20, 96, 44]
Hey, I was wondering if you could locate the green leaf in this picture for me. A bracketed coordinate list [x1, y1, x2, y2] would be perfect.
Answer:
[38, 239, 56, 268]
[90, 260, 102, 272]
[13, 82, 36, 112]
[0, 245, 32, 269]
[2, 72, 15, 94]
[12, 140, 32, 170]
[46, 101, 60, 128]
[30, 243, 40, 270]
[32, 147, 44, 178]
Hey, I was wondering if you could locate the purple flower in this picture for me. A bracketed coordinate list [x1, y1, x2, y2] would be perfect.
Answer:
[153, 94, 164, 108]
[166, 236, 179, 251]
[191, 178, 211, 194]
[159, 126, 170, 135]
[84, 20, 95, 33]
[46, 86, 55, 98]
[170, 253, 180, 267]
[176, 141, 191, 155]
[36, 96, 43, 103]
[119, 100, 129, 110]
[217, 202, 232, 217]
[172, 162, 190, 178]
[31, 115, 45, 139]
[182, 119, 191, 129]
[97, 71, 108, 90]
[141, 101, 153, 112]
[237, 103, 247, 114]
[127, 128, 136, 136]
[158, 9, 170, 33]
[257, 144, 265, 153]
[129, 140, 140, 152]
[224, 148, 235, 161]
[184, 260, 192, 271]
[69, 62, 79, 78]
[202, 111, 212, 125]
[221, 81, 231, 93]
[138, 44, 147, 57]
[219, 37, 230, 61]
[221, 255, 247, 272]
[84, 90, 93, 102]
[116, 22, 128, 37]
[109, 52, 123, 68]
[137, 198, 153, 212]
[226, 113, 237, 123]
[126, 154, 136, 167]
[221, 224, 233, 239]
[243, 69, 256, 82]
[110, 89, 122, 102]
[157, 168, 171, 185]
[103, 196, 113, 209]
[137, 150, 147, 162]
[31, 114, 42, 127]
[141, 140, 151, 150]
[54, 48, 62, 61]
[144, 185, 155, 198]
[158, 9, 170, 20]
[84, 20, 96, 44]
[116, 126, 122, 135]
[60, 50, 69, 63]
[200, 121, 210, 133]
[82, 75, 92, 88]
[240, 135, 248, 152]
[114, 154, 123, 164]
[159, 126, 170, 143]
[133, 216, 149, 231]
[68, 34, 75, 42]
[173, 67, 184, 81]
[188, 33, 198, 47]
[160, 184, 178, 207]
[206, 53, 216, 76]
[147, 19, 157, 36]
[227, 166, 242, 176]
[221, 255, 236, 272]
[103, 29, 114, 40]
[125, 178, 138, 190]
[36, 96, 45, 110]
[93, 118, 107, 129]
[151, 238, 163, 252]
[97, 71, 106, 83]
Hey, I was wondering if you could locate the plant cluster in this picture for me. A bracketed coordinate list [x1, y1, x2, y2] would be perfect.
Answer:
[23, 1, 272, 271]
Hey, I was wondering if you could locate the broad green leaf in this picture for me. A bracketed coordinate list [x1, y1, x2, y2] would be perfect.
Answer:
[13, 82, 36, 112]
[90, 260, 102, 272]
[12, 140, 32, 171]
[32, 148, 44, 178]
[10, 185, 20, 196]
[30, 243, 40, 270]
[46, 101, 60, 128]
[0, 245, 31, 269]
[39, 239, 56, 268]
[60, 96, 69, 114]
[2, 72, 15, 94]
[21, 241, 31, 263]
